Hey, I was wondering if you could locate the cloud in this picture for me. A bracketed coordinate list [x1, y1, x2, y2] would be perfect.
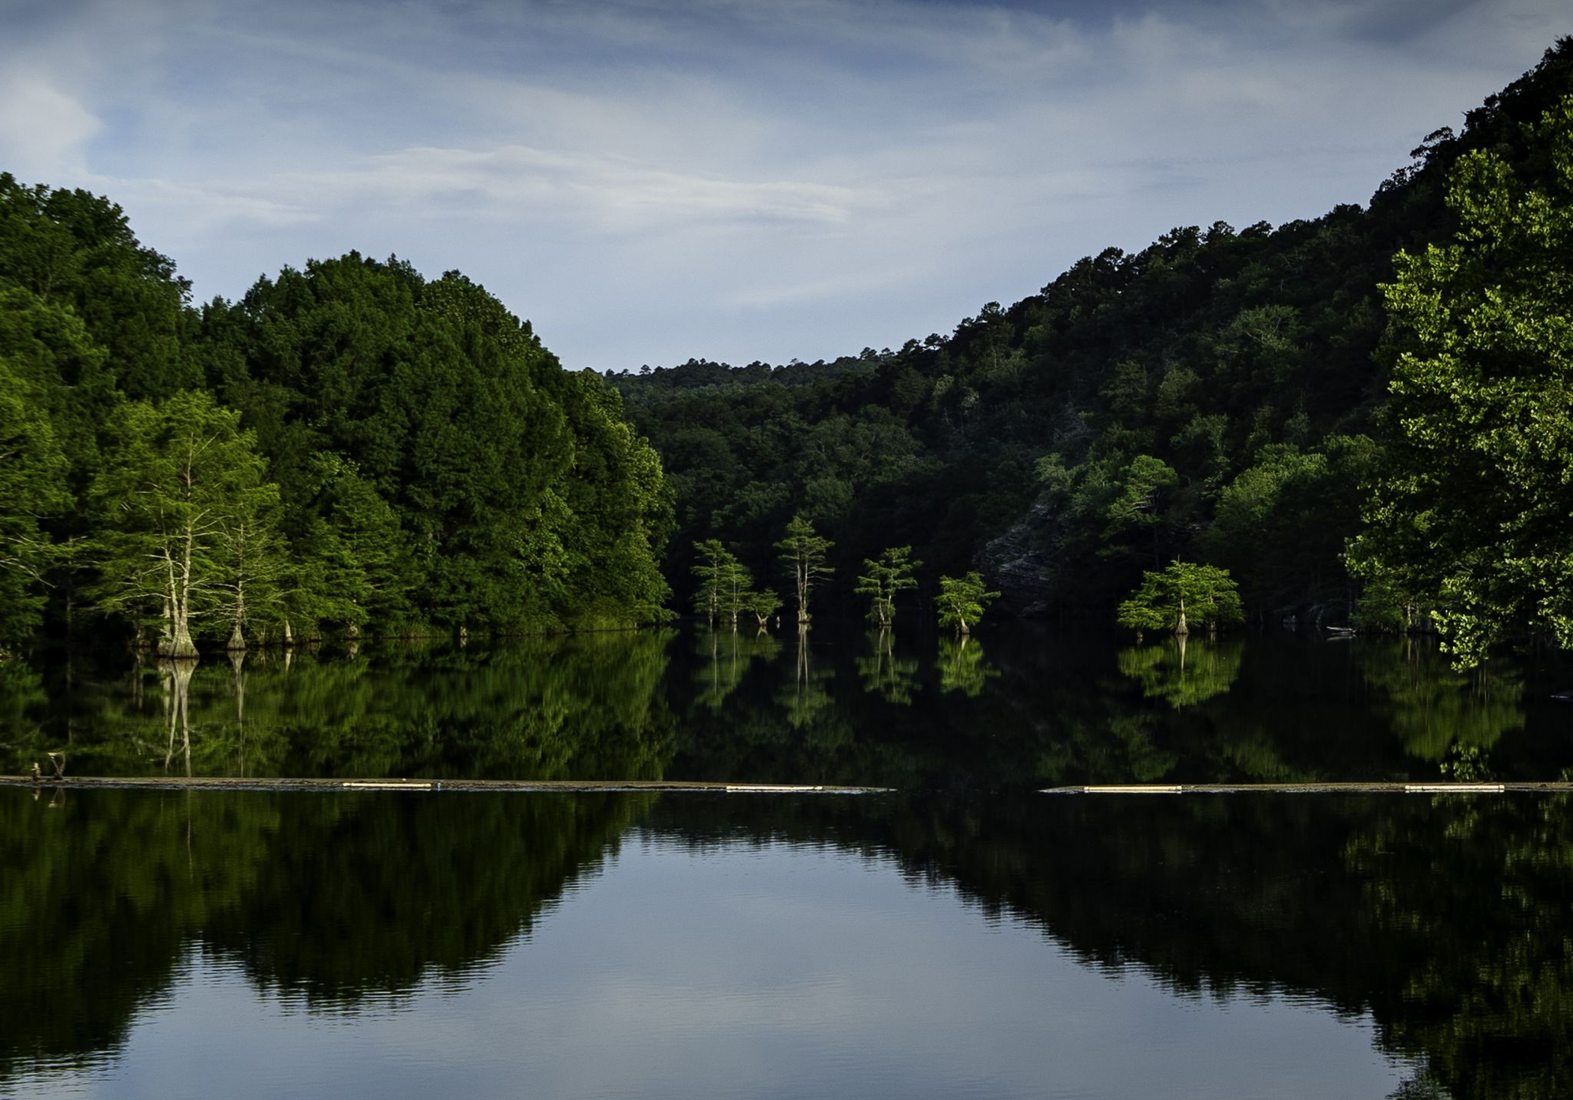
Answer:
[0, 72, 101, 180]
[105, 142, 875, 242]
[362, 144, 875, 232]
[8, 0, 1568, 369]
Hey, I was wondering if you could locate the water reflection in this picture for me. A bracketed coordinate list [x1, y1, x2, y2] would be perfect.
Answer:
[0, 787, 646, 1079]
[1361, 638, 1525, 763]
[692, 627, 780, 712]
[856, 629, 918, 704]
[935, 635, 999, 697]
[5, 632, 679, 781]
[160, 659, 196, 774]
[1117, 635, 1243, 708]
[5, 627, 1573, 1097]
[6, 628, 1573, 792]
[4, 787, 1571, 1097]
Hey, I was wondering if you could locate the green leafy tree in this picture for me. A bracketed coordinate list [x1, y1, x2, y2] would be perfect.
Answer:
[1116, 560, 1243, 637]
[935, 571, 999, 636]
[287, 452, 411, 638]
[0, 173, 197, 401]
[1104, 454, 1180, 567]
[550, 370, 673, 628]
[745, 588, 782, 631]
[691, 538, 754, 628]
[88, 391, 282, 656]
[0, 358, 70, 649]
[212, 499, 288, 650]
[1201, 436, 1376, 616]
[690, 539, 734, 625]
[776, 514, 833, 625]
[718, 557, 754, 629]
[854, 545, 920, 628]
[1352, 96, 1573, 666]
[202, 256, 671, 633]
[0, 284, 114, 483]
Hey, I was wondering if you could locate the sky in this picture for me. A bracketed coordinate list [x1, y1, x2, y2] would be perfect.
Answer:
[0, 1, 1566, 372]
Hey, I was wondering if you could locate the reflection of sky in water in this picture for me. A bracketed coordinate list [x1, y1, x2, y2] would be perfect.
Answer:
[27, 838, 1412, 1100]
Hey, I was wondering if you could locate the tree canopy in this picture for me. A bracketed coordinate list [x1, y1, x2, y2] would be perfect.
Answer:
[607, 42, 1573, 639]
[1116, 561, 1244, 637]
[1352, 94, 1573, 666]
[0, 200, 673, 651]
[5, 42, 1573, 654]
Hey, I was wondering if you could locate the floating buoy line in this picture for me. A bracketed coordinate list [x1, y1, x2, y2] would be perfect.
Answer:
[5, 775, 1571, 797]
[0, 774, 891, 795]
[1041, 781, 1563, 795]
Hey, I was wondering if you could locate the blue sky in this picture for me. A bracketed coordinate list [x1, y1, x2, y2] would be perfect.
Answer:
[1, 0, 1565, 371]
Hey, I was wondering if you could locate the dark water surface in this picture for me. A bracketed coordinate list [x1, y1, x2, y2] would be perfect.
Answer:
[3, 625, 1572, 1097]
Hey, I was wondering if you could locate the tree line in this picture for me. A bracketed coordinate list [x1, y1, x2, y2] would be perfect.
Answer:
[0, 188, 672, 656]
[611, 41, 1573, 668]
[691, 515, 998, 636]
[4, 41, 1572, 668]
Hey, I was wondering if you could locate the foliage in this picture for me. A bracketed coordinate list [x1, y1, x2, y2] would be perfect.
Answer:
[1116, 561, 1243, 636]
[0, 177, 676, 649]
[0, 172, 196, 401]
[1353, 94, 1573, 666]
[935, 571, 1000, 636]
[693, 537, 774, 629]
[690, 539, 735, 624]
[87, 391, 282, 655]
[206, 256, 674, 633]
[7, 45, 1573, 646]
[0, 359, 69, 649]
[744, 588, 783, 631]
[776, 514, 834, 624]
[853, 545, 920, 627]
[609, 43, 1573, 628]
[1201, 436, 1376, 617]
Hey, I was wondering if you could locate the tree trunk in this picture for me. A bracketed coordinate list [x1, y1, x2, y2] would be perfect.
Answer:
[161, 599, 199, 657]
[159, 530, 200, 658]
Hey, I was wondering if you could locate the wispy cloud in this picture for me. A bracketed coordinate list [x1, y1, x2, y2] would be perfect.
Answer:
[357, 145, 873, 231]
[0, 72, 101, 179]
[2, 0, 1567, 369]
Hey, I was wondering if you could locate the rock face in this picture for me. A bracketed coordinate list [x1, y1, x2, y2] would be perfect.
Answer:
[978, 503, 1058, 618]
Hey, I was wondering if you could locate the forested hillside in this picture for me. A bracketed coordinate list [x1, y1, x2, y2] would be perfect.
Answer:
[0, 190, 671, 655]
[611, 41, 1573, 652]
[3, 41, 1571, 664]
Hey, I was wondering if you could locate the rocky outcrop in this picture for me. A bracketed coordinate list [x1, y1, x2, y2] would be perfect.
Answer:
[978, 503, 1059, 617]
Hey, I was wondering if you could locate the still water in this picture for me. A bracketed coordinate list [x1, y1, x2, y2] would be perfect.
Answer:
[3, 624, 1572, 1097]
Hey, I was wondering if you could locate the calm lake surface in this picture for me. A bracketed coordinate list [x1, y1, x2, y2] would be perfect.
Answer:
[3, 624, 1571, 1097]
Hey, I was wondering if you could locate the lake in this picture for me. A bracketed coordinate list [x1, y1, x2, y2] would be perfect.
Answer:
[3, 623, 1571, 1097]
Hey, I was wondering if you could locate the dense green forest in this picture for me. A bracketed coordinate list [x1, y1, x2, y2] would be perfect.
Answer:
[2, 41, 1572, 664]
[0, 188, 672, 655]
[611, 41, 1573, 666]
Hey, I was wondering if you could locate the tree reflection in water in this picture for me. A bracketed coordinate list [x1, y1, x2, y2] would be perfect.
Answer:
[4, 626, 1573, 1097]
[1117, 635, 1243, 709]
